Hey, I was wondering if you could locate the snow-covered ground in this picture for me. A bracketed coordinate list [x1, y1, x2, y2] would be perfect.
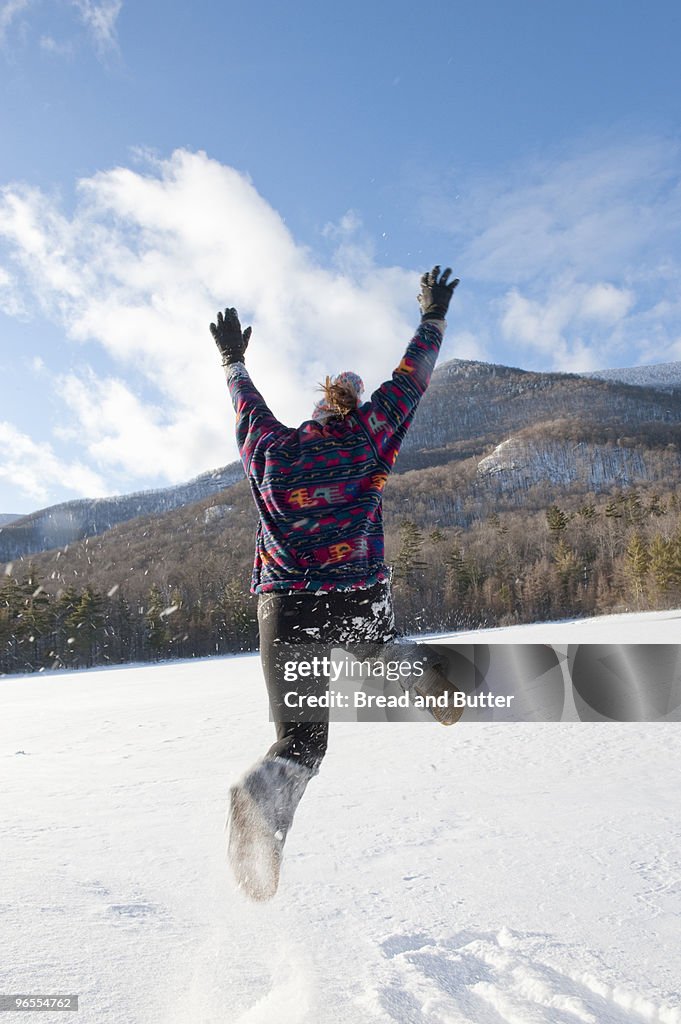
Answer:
[434, 606, 681, 644]
[2, 610, 681, 1024]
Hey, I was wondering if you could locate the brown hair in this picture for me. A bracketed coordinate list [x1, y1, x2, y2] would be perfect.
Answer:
[317, 375, 359, 417]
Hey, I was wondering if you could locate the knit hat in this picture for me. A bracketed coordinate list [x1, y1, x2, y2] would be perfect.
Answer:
[312, 371, 364, 423]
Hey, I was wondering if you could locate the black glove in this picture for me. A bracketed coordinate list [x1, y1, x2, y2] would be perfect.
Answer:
[418, 266, 459, 321]
[210, 307, 252, 365]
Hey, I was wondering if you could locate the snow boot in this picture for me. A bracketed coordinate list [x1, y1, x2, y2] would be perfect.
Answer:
[394, 642, 466, 726]
[412, 662, 466, 725]
[226, 755, 314, 901]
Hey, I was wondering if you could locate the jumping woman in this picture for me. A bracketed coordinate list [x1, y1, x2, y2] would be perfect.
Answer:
[211, 265, 459, 900]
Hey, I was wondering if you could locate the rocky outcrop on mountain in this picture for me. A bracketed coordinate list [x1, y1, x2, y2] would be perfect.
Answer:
[476, 426, 681, 493]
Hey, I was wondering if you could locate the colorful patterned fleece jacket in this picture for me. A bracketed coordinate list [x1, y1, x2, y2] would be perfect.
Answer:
[225, 319, 445, 593]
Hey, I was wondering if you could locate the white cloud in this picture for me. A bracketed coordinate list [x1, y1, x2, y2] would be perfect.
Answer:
[40, 34, 75, 56]
[1, 139, 680, 501]
[0, 150, 418, 489]
[0, 420, 107, 504]
[444, 329, 486, 362]
[0, 264, 27, 316]
[423, 135, 681, 369]
[55, 369, 212, 479]
[0, 0, 121, 55]
[500, 279, 636, 368]
[71, 0, 121, 53]
[432, 137, 681, 283]
[0, 0, 30, 44]
[579, 283, 634, 323]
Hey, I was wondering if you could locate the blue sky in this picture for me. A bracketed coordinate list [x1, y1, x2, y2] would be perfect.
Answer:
[1, 0, 680, 514]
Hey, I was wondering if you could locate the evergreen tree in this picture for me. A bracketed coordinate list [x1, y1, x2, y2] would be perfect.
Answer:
[394, 520, 426, 583]
[546, 505, 568, 537]
[145, 584, 170, 657]
[110, 592, 137, 663]
[648, 535, 675, 597]
[445, 545, 466, 601]
[66, 587, 105, 667]
[214, 580, 254, 651]
[166, 586, 188, 655]
[625, 532, 650, 603]
[622, 491, 644, 526]
[6, 568, 52, 671]
[0, 576, 22, 672]
[604, 499, 623, 519]
[53, 586, 82, 668]
[553, 538, 580, 609]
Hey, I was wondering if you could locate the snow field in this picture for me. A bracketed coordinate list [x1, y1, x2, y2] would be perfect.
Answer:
[1, 612, 681, 1023]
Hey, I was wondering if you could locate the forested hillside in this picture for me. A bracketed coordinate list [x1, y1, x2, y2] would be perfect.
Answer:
[2, 481, 680, 675]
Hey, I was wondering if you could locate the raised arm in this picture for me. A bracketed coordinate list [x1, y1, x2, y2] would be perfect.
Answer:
[210, 307, 284, 469]
[358, 266, 459, 466]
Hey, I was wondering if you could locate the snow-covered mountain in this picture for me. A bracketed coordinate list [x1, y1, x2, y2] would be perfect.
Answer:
[2, 610, 680, 1024]
[0, 463, 243, 563]
[399, 356, 681, 469]
[583, 360, 681, 390]
[0, 514, 21, 527]
[3, 355, 681, 565]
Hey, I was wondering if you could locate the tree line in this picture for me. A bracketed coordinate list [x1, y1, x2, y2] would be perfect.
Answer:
[1, 485, 680, 675]
[0, 574, 258, 675]
[390, 487, 681, 633]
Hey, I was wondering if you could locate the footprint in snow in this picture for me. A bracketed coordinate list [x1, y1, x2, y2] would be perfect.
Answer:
[371, 927, 681, 1024]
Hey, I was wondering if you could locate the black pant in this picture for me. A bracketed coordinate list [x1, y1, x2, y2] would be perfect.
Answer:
[257, 580, 396, 772]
